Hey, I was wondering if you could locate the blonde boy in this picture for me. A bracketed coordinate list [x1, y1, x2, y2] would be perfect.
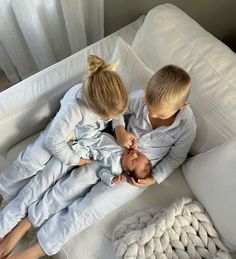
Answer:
[114, 64, 197, 186]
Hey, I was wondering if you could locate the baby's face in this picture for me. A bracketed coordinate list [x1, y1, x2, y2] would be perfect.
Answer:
[122, 149, 150, 179]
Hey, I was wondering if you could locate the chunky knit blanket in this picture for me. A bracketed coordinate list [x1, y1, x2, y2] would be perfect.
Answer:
[112, 197, 231, 259]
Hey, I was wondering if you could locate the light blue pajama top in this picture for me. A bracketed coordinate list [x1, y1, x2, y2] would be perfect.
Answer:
[86, 133, 124, 186]
[112, 90, 197, 184]
[45, 83, 110, 166]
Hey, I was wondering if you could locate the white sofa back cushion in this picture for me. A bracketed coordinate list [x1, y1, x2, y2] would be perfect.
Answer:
[110, 37, 153, 93]
[182, 139, 236, 252]
[132, 3, 236, 155]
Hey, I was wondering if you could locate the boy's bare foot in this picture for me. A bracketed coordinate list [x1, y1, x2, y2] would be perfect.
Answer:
[0, 218, 32, 259]
[8, 243, 45, 259]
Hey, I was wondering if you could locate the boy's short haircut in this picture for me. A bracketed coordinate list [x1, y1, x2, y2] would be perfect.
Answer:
[145, 65, 191, 108]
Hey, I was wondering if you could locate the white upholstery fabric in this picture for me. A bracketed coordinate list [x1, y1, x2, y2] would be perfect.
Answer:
[110, 37, 153, 94]
[182, 139, 236, 252]
[132, 3, 236, 155]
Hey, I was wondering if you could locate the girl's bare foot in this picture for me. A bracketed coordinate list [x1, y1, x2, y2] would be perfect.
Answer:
[8, 243, 45, 259]
[0, 217, 32, 259]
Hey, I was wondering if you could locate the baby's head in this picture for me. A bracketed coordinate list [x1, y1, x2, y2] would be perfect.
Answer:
[145, 65, 191, 119]
[83, 55, 128, 120]
[121, 149, 152, 181]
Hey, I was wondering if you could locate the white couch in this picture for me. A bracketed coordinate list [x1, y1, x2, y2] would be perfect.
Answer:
[0, 4, 235, 259]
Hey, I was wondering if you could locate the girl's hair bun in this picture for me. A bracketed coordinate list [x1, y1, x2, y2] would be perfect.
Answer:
[87, 55, 109, 75]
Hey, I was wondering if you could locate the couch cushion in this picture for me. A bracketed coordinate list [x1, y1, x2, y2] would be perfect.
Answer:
[110, 37, 153, 93]
[57, 168, 192, 259]
[182, 139, 236, 252]
[132, 3, 236, 155]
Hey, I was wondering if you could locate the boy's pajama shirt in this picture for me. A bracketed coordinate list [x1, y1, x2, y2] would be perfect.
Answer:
[30, 90, 197, 255]
[0, 83, 109, 201]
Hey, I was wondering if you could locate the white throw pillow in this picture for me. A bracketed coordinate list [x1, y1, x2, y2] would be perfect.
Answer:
[110, 37, 153, 93]
[181, 139, 236, 252]
[132, 3, 236, 155]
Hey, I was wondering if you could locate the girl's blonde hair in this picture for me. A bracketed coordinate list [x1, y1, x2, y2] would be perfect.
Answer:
[145, 65, 191, 109]
[83, 55, 128, 118]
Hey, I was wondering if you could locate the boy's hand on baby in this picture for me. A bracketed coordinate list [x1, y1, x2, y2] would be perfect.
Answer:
[78, 158, 92, 166]
[112, 175, 126, 184]
[127, 175, 156, 187]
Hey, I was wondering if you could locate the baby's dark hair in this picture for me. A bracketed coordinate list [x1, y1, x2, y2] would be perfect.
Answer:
[127, 160, 152, 182]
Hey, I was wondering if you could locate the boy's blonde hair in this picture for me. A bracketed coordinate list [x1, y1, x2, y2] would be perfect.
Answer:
[83, 55, 128, 118]
[145, 65, 191, 108]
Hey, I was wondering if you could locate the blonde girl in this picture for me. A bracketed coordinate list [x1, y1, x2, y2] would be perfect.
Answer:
[0, 55, 128, 203]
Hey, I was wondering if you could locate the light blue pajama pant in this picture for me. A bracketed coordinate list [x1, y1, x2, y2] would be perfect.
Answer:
[0, 156, 71, 238]
[0, 160, 102, 239]
[0, 127, 52, 201]
[28, 162, 102, 227]
[27, 162, 147, 256]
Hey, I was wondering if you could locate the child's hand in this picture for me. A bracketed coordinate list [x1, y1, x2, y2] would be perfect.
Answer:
[130, 138, 138, 149]
[127, 175, 157, 187]
[115, 126, 137, 149]
[112, 175, 126, 184]
[78, 158, 92, 166]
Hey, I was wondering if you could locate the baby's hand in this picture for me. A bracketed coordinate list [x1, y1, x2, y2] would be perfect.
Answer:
[115, 126, 137, 149]
[78, 158, 92, 166]
[112, 175, 126, 184]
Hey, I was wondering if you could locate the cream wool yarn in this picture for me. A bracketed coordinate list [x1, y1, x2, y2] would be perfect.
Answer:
[112, 197, 231, 259]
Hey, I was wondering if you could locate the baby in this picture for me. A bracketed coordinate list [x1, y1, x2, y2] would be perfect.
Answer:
[99, 148, 152, 186]
[76, 132, 152, 186]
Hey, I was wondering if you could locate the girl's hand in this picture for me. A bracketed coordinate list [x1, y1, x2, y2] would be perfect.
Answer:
[78, 158, 92, 166]
[115, 126, 137, 149]
[127, 175, 157, 187]
[112, 175, 126, 184]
